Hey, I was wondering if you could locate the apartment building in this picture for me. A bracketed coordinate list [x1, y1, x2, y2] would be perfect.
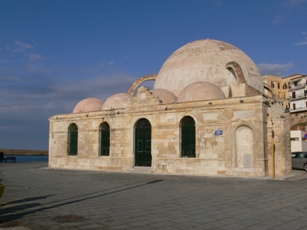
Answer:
[289, 74, 307, 113]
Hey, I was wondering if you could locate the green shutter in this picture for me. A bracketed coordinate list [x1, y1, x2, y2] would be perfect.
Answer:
[69, 130, 78, 155]
[101, 129, 110, 156]
[181, 117, 195, 158]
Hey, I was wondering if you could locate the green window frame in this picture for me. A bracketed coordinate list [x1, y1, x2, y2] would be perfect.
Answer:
[68, 123, 78, 156]
[180, 116, 196, 158]
[100, 122, 110, 156]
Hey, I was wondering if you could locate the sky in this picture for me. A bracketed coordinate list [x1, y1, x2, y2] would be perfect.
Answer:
[0, 0, 307, 150]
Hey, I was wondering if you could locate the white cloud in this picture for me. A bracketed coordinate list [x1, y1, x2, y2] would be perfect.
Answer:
[53, 74, 137, 101]
[287, 0, 307, 6]
[294, 37, 307, 45]
[14, 40, 33, 48]
[0, 75, 23, 82]
[25, 65, 51, 77]
[0, 59, 8, 63]
[28, 54, 44, 61]
[257, 63, 294, 76]
[273, 14, 284, 25]
[295, 41, 307, 45]
[0, 57, 138, 149]
[274, 0, 307, 24]
[101, 54, 131, 66]
[6, 40, 33, 53]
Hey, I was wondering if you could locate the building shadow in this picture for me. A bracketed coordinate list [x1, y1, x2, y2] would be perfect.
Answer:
[0, 179, 163, 224]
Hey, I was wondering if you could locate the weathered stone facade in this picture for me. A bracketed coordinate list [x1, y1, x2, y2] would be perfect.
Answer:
[290, 111, 307, 129]
[49, 39, 291, 178]
[49, 91, 290, 177]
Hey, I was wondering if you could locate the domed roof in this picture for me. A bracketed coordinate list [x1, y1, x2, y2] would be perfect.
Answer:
[177, 81, 226, 102]
[102, 93, 133, 110]
[73, 98, 104, 113]
[154, 39, 263, 96]
[150, 88, 177, 104]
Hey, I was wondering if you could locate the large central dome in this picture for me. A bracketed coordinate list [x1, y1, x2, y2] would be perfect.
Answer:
[154, 39, 263, 96]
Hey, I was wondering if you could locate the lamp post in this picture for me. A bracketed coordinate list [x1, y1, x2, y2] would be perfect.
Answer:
[272, 130, 275, 180]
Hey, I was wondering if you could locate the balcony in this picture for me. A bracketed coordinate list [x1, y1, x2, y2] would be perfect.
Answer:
[289, 82, 307, 91]
[289, 94, 307, 101]
[290, 106, 307, 113]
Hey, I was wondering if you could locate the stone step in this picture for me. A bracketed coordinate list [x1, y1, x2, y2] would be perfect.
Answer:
[128, 167, 153, 174]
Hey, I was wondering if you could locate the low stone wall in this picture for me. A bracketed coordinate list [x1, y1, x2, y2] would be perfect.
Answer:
[0, 149, 48, 156]
[290, 111, 307, 130]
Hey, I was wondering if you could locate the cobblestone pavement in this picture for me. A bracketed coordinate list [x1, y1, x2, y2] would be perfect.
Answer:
[1, 162, 307, 230]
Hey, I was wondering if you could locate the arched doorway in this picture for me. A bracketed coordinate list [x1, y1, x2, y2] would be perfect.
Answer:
[180, 116, 196, 158]
[134, 118, 152, 166]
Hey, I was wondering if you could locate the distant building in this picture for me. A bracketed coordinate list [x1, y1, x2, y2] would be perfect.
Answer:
[261, 74, 304, 112]
[289, 74, 307, 113]
[262, 74, 307, 130]
[291, 130, 307, 152]
[49, 39, 291, 178]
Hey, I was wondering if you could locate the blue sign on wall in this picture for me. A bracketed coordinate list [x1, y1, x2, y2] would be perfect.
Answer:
[215, 130, 223, 136]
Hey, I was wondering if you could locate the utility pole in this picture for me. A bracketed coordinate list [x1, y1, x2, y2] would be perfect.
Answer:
[272, 130, 275, 180]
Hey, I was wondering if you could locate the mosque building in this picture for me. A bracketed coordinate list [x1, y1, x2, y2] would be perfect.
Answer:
[49, 39, 291, 177]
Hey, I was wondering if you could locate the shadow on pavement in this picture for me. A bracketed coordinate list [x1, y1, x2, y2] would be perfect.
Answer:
[0, 179, 163, 225]
[2, 195, 54, 206]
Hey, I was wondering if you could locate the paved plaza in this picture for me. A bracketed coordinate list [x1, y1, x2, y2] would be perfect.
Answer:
[1, 162, 307, 230]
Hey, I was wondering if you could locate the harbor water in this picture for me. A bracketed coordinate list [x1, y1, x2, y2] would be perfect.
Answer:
[5, 155, 48, 162]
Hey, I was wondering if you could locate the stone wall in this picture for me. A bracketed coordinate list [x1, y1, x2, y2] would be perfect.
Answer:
[266, 101, 292, 177]
[290, 111, 307, 129]
[49, 92, 291, 178]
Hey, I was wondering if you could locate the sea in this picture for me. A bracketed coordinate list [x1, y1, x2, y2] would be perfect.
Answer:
[5, 155, 48, 162]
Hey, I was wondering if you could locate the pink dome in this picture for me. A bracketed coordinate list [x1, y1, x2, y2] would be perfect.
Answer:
[102, 93, 133, 110]
[177, 81, 226, 102]
[150, 88, 177, 104]
[73, 98, 104, 113]
[155, 39, 263, 96]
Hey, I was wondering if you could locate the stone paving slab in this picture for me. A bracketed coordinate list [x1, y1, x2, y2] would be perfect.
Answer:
[1, 162, 307, 229]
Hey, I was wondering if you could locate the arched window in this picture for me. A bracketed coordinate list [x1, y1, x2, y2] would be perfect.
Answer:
[180, 116, 195, 158]
[100, 122, 110, 156]
[68, 123, 78, 156]
[227, 67, 237, 80]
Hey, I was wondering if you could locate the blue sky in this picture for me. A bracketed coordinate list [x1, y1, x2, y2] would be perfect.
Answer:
[0, 0, 306, 150]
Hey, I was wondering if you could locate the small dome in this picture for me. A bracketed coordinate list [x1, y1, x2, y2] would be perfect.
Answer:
[73, 98, 104, 113]
[154, 39, 263, 95]
[177, 81, 226, 102]
[102, 93, 133, 110]
[150, 88, 177, 104]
